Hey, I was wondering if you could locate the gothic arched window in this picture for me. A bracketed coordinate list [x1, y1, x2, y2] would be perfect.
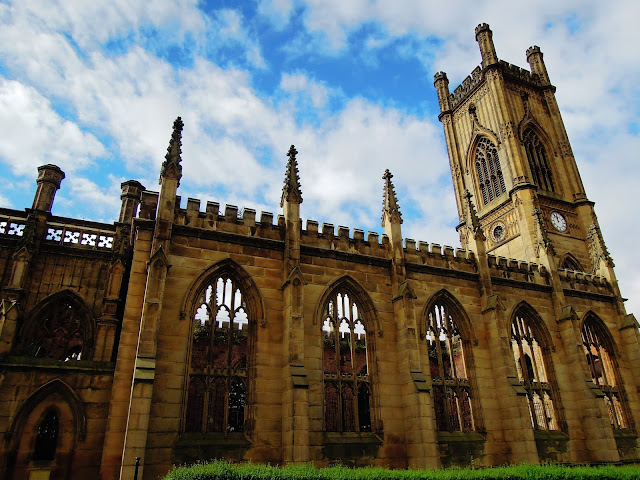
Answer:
[322, 288, 372, 433]
[426, 296, 474, 432]
[185, 273, 249, 434]
[511, 308, 559, 431]
[20, 297, 88, 361]
[475, 137, 506, 206]
[33, 410, 59, 461]
[523, 128, 555, 192]
[582, 315, 629, 430]
[560, 254, 583, 272]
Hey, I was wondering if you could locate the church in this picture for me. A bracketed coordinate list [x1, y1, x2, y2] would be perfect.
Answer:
[1, 24, 639, 480]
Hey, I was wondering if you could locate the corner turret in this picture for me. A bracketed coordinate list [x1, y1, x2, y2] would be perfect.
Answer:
[526, 45, 550, 85]
[475, 23, 498, 68]
[433, 71, 452, 115]
[32, 164, 65, 213]
[119, 180, 146, 224]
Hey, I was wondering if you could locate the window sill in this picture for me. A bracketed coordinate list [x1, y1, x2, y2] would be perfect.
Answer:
[177, 432, 251, 447]
[323, 432, 382, 445]
[613, 429, 637, 440]
[0, 355, 115, 372]
[533, 429, 569, 441]
[437, 431, 485, 443]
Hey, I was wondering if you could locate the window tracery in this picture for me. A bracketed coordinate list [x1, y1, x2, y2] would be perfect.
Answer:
[511, 310, 558, 431]
[475, 137, 506, 206]
[185, 274, 249, 434]
[322, 288, 372, 433]
[426, 299, 474, 432]
[523, 128, 555, 192]
[582, 316, 629, 429]
[20, 298, 87, 361]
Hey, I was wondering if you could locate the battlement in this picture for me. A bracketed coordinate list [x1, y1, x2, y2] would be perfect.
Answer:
[450, 66, 483, 109]
[557, 267, 612, 297]
[498, 60, 540, 86]
[486, 254, 549, 286]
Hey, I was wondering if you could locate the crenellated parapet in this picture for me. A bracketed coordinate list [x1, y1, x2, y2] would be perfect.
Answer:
[485, 254, 549, 286]
[557, 267, 613, 299]
[449, 66, 483, 110]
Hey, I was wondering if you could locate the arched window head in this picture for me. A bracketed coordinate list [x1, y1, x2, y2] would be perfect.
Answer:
[322, 287, 372, 433]
[33, 410, 59, 461]
[185, 273, 249, 434]
[582, 316, 629, 429]
[20, 297, 88, 361]
[523, 128, 555, 192]
[475, 137, 506, 206]
[511, 309, 559, 431]
[425, 297, 474, 432]
[560, 254, 583, 272]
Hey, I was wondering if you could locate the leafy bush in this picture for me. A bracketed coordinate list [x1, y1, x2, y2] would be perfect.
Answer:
[162, 461, 640, 480]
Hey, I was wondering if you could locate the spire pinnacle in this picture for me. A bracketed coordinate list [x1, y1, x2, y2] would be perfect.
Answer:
[281, 145, 303, 207]
[159, 116, 184, 185]
[381, 169, 402, 226]
[463, 189, 480, 232]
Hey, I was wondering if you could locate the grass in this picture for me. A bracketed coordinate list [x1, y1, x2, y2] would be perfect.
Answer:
[162, 461, 640, 480]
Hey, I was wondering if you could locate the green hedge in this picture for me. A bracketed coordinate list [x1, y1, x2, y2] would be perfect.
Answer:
[163, 461, 640, 480]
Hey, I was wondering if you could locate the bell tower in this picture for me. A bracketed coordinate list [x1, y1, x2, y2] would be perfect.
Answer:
[434, 24, 614, 282]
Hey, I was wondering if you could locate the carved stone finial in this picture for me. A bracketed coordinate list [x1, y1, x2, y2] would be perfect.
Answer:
[463, 189, 481, 233]
[587, 222, 614, 271]
[468, 103, 479, 124]
[532, 208, 554, 256]
[159, 116, 184, 185]
[381, 169, 402, 226]
[281, 144, 303, 207]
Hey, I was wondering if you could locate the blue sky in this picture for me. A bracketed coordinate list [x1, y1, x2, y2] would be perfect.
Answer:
[1, 1, 640, 314]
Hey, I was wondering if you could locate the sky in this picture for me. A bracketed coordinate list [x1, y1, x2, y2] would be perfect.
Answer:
[0, 1, 639, 314]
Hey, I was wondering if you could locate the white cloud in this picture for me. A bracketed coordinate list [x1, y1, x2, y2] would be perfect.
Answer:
[280, 73, 331, 108]
[256, 0, 296, 30]
[8, 0, 205, 49]
[204, 9, 267, 69]
[1, 0, 639, 316]
[0, 79, 105, 176]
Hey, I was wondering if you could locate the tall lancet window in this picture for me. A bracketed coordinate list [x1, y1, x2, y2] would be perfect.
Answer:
[475, 137, 506, 205]
[322, 288, 372, 433]
[523, 128, 555, 192]
[33, 410, 59, 461]
[426, 297, 474, 432]
[186, 274, 249, 434]
[582, 315, 629, 430]
[511, 309, 559, 431]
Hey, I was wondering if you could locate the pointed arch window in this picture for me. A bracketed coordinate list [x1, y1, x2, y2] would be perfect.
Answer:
[19, 297, 88, 361]
[33, 410, 59, 461]
[560, 254, 583, 272]
[426, 298, 474, 432]
[475, 137, 506, 206]
[185, 274, 249, 434]
[322, 288, 372, 433]
[582, 316, 629, 429]
[511, 309, 559, 431]
[523, 128, 555, 192]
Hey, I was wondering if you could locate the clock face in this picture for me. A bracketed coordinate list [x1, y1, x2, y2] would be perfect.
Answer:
[550, 211, 567, 232]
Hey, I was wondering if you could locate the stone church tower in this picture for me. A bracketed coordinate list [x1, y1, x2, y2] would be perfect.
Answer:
[1, 24, 640, 480]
